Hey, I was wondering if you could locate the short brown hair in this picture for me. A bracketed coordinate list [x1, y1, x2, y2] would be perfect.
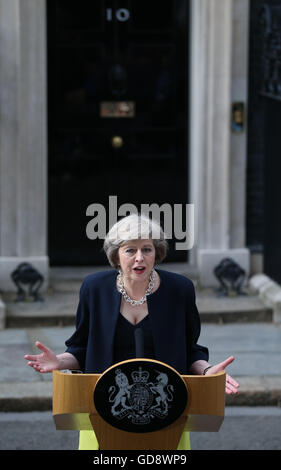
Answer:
[103, 214, 168, 269]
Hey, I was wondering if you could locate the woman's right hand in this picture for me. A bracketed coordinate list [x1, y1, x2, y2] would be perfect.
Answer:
[24, 341, 60, 373]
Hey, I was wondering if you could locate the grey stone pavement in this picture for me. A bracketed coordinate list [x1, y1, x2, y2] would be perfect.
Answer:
[0, 265, 281, 412]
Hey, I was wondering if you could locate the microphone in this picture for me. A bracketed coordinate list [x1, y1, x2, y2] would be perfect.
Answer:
[134, 327, 144, 358]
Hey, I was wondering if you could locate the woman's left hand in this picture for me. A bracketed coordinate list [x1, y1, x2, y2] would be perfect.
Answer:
[205, 356, 240, 395]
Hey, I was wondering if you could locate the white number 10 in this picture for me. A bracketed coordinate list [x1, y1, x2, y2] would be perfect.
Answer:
[106, 8, 130, 22]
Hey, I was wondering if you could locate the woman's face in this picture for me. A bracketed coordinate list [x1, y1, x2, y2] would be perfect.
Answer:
[118, 239, 156, 283]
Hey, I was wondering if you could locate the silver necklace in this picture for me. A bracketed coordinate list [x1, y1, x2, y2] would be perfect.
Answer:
[117, 269, 156, 306]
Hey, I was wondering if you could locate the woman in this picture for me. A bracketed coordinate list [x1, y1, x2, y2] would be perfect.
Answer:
[24, 214, 239, 450]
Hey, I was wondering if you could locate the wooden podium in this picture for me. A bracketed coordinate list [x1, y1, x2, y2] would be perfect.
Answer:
[53, 358, 225, 450]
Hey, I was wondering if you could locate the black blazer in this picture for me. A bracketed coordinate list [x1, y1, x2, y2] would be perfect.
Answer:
[65, 269, 209, 374]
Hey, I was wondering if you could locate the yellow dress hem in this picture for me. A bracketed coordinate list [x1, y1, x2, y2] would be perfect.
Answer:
[78, 430, 190, 450]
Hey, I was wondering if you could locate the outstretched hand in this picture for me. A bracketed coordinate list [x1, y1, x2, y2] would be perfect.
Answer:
[205, 356, 240, 395]
[24, 341, 59, 373]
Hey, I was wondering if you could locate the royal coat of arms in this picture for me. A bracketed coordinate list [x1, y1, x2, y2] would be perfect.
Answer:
[108, 366, 175, 425]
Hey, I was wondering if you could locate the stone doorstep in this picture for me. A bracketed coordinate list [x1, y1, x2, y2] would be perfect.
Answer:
[0, 377, 280, 412]
[2, 291, 78, 328]
[5, 311, 273, 328]
[1, 288, 273, 328]
[199, 309, 272, 324]
[1, 271, 279, 328]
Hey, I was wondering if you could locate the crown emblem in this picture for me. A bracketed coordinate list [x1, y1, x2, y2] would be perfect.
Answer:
[131, 367, 149, 383]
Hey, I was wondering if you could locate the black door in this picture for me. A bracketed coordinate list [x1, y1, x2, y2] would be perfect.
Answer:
[48, 0, 189, 266]
[263, 97, 281, 284]
[255, 2, 281, 283]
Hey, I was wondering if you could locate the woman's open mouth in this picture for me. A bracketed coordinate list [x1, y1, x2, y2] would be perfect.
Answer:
[133, 267, 146, 274]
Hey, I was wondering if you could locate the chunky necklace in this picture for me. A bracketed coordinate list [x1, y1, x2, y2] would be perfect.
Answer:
[117, 269, 156, 306]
